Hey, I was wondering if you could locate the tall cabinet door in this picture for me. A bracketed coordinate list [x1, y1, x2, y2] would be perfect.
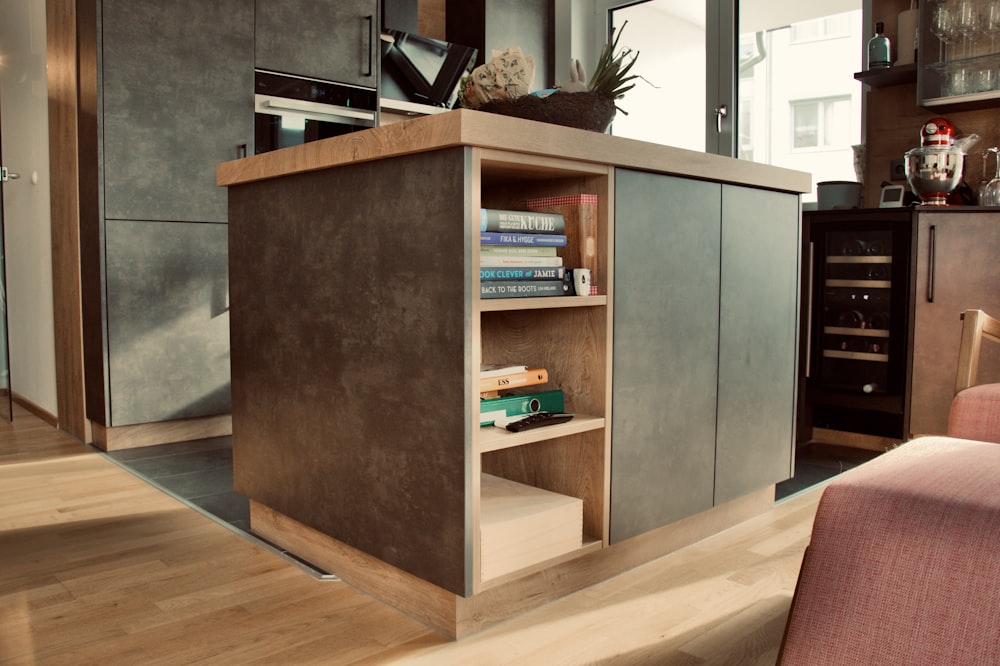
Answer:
[715, 186, 799, 505]
[610, 170, 722, 543]
[255, 0, 378, 88]
[910, 211, 1000, 436]
[101, 0, 254, 223]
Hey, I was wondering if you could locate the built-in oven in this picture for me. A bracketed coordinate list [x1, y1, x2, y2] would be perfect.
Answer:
[254, 70, 377, 154]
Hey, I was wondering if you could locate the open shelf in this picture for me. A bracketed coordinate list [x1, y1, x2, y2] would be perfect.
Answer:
[479, 295, 607, 311]
[853, 63, 917, 88]
[478, 414, 606, 453]
[473, 144, 611, 589]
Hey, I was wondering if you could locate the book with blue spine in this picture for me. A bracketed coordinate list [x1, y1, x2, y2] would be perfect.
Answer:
[480, 267, 566, 281]
[480, 232, 567, 247]
[480, 208, 566, 234]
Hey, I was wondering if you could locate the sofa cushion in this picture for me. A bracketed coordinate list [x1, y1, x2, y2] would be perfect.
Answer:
[779, 436, 1000, 665]
[949, 383, 1000, 444]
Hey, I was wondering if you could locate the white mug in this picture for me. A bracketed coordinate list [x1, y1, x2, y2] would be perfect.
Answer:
[573, 268, 591, 296]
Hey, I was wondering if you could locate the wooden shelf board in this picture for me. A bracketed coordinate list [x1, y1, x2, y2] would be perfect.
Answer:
[477, 414, 605, 453]
[479, 295, 607, 312]
[479, 536, 604, 590]
[853, 63, 917, 88]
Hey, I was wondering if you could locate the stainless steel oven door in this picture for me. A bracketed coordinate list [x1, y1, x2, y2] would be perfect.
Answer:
[254, 95, 376, 153]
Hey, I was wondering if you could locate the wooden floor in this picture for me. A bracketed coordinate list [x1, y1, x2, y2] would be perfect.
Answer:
[0, 404, 822, 665]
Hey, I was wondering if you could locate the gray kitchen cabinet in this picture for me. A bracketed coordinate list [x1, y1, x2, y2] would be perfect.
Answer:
[105, 220, 231, 425]
[100, 0, 254, 223]
[611, 171, 721, 543]
[909, 210, 1000, 436]
[715, 185, 799, 505]
[255, 0, 378, 87]
[611, 170, 799, 542]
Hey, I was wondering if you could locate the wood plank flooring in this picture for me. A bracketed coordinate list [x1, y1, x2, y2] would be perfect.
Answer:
[0, 405, 823, 665]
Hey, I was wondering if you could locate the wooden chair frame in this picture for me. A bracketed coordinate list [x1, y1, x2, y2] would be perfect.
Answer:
[954, 309, 1000, 394]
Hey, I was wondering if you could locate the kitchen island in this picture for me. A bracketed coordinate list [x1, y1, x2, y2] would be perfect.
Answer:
[218, 109, 811, 638]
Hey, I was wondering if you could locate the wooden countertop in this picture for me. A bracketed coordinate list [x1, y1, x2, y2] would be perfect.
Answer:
[217, 108, 811, 194]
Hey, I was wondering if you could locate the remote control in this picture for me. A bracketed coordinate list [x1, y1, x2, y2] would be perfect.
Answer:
[505, 412, 574, 432]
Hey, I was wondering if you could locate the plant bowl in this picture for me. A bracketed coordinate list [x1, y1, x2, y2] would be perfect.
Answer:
[476, 91, 616, 133]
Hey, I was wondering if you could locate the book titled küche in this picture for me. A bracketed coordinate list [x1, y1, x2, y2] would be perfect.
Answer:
[480, 208, 566, 234]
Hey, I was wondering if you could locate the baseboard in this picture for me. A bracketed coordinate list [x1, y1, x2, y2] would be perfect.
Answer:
[7, 391, 59, 428]
[92, 413, 233, 451]
[249, 485, 776, 639]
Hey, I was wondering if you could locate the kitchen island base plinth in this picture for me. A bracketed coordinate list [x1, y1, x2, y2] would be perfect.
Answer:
[249, 485, 775, 639]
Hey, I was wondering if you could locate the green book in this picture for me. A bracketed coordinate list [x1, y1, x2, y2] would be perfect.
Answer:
[479, 390, 565, 426]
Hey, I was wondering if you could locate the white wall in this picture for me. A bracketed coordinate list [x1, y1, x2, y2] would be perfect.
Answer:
[0, 0, 58, 415]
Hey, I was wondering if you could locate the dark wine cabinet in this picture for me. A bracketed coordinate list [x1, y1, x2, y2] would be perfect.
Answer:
[803, 209, 914, 439]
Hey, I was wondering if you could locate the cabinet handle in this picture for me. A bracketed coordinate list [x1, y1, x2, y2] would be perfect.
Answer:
[805, 241, 814, 378]
[365, 15, 373, 77]
[927, 224, 936, 303]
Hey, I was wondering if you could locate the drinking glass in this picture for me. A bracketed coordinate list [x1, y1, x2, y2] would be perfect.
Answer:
[954, 0, 980, 58]
[931, 0, 957, 61]
[976, 64, 997, 91]
[978, 149, 995, 203]
[983, 148, 1000, 206]
[987, 0, 1000, 53]
[948, 64, 972, 95]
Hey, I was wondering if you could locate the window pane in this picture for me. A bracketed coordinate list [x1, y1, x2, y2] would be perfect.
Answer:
[608, 1, 706, 152]
[824, 98, 852, 147]
[793, 103, 819, 148]
[738, 5, 862, 201]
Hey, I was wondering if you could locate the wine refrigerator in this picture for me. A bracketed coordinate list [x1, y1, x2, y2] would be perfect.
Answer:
[803, 209, 914, 439]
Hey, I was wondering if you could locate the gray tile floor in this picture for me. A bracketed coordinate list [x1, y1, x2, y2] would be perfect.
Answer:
[775, 442, 881, 500]
[107, 435, 876, 523]
[106, 436, 250, 532]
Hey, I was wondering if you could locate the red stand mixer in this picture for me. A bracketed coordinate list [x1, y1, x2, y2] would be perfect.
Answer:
[904, 118, 979, 206]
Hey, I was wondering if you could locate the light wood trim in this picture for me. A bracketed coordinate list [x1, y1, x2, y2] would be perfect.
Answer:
[250, 500, 462, 639]
[45, 0, 89, 442]
[92, 414, 232, 451]
[217, 109, 811, 194]
[955, 309, 1000, 394]
[249, 486, 775, 639]
[477, 147, 612, 176]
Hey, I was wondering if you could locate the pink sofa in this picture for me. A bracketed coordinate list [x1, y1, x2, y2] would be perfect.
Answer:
[949, 384, 1000, 444]
[778, 436, 1000, 665]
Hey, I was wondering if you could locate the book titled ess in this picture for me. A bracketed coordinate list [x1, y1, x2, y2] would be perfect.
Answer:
[479, 367, 549, 393]
[480, 208, 566, 234]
